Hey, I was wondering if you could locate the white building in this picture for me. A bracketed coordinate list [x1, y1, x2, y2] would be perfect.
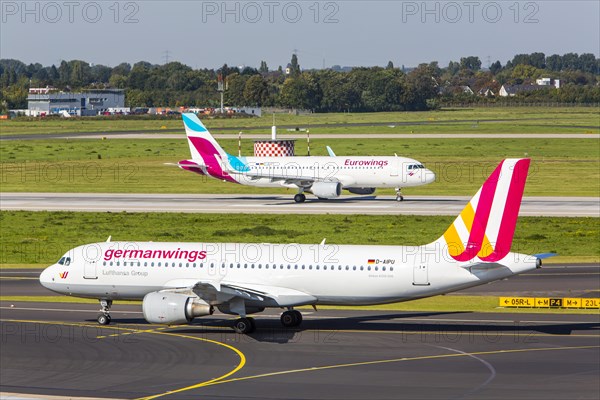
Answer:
[535, 78, 561, 89]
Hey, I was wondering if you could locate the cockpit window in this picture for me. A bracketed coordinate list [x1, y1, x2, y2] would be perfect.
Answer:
[408, 164, 425, 170]
[57, 257, 71, 266]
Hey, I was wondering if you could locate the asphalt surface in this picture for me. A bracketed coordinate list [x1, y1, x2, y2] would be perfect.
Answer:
[2, 193, 598, 217]
[1, 263, 599, 399]
[1, 302, 599, 400]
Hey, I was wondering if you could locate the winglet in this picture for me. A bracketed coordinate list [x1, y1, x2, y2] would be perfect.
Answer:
[326, 146, 336, 157]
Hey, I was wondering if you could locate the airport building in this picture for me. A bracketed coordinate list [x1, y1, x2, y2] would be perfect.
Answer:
[27, 88, 125, 116]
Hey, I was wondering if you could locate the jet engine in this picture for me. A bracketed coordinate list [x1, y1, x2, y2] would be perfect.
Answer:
[346, 187, 376, 195]
[142, 292, 213, 325]
[310, 182, 342, 199]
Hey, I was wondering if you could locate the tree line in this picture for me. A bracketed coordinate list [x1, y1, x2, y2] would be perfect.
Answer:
[1, 52, 598, 113]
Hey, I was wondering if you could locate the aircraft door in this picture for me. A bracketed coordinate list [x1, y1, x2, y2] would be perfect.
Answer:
[84, 260, 98, 279]
[412, 253, 430, 286]
[83, 243, 100, 280]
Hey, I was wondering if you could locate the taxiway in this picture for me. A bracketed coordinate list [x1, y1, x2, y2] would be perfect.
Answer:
[2, 193, 598, 217]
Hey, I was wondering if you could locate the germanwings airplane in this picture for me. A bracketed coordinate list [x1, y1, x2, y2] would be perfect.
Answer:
[40, 158, 546, 334]
[175, 113, 435, 202]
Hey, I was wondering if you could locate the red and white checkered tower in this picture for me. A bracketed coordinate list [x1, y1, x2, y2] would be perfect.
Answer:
[253, 125, 296, 157]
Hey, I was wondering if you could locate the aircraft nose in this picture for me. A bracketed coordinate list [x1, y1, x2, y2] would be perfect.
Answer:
[39, 266, 55, 289]
[424, 169, 436, 184]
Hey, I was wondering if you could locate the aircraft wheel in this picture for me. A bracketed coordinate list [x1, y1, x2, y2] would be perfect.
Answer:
[292, 310, 303, 326]
[281, 310, 301, 327]
[396, 195, 404, 202]
[247, 317, 256, 333]
[294, 194, 306, 203]
[233, 318, 254, 334]
[97, 314, 111, 325]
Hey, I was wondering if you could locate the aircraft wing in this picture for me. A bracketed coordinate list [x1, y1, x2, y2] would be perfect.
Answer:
[162, 279, 316, 307]
[229, 168, 356, 188]
[165, 161, 208, 174]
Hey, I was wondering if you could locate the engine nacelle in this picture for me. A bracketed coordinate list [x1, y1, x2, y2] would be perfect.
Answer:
[142, 292, 213, 325]
[346, 187, 376, 195]
[310, 181, 342, 199]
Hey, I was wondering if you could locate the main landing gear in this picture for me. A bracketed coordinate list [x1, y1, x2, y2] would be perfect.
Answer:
[294, 193, 306, 203]
[232, 309, 304, 334]
[233, 317, 256, 334]
[97, 299, 112, 325]
[280, 309, 303, 328]
[395, 188, 404, 202]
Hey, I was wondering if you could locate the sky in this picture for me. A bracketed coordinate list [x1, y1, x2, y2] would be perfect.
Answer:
[1, 0, 599, 69]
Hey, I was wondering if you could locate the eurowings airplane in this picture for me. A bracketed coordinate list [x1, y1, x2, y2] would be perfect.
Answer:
[175, 113, 435, 202]
[40, 158, 545, 334]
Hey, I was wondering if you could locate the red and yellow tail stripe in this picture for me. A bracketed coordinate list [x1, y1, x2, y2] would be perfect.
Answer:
[443, 159, 530, 263]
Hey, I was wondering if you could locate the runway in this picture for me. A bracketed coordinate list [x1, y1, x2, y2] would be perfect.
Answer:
[1, 303, 599, 400]
[2, 193, 598, 217]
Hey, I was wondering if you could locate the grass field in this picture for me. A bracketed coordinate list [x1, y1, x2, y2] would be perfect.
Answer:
[1, 211, 597, 265]
[1, 137, 598, 196]
[1, 107, 598, 136]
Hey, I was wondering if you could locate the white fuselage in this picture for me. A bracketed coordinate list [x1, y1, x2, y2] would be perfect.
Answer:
[40, 241, 536, 307]
[199, 155, 435, 189]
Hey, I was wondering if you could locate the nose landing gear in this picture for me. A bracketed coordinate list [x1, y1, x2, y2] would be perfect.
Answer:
[97, 299, 112, 325]
[395, 188, 404, 202]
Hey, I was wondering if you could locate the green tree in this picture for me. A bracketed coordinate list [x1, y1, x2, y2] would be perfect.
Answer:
[69, 60, 87, 87]
[90, 64, 112, 83]
[546, 54, 562, 71]
[243, 75, 268, 106]
[490, 60, 502, 75]
[278, 74, 319, 110]
[460, 56, 481, 71]
[290, 54, 300, 76]
[224, 73, 246, 105]
[259, 61, 269, 74]
[511, 64, 543, 83]
[128, 62, 152, 89]
[58, 60, 71, 86]
[108, 74, 128, 89]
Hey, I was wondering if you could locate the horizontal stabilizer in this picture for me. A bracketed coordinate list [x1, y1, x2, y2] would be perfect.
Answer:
[533, 253, 558, 259]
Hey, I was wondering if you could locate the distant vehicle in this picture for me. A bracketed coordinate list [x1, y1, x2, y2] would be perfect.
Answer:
[40, 158, 545, 333]
[176, 113, 435, 202]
